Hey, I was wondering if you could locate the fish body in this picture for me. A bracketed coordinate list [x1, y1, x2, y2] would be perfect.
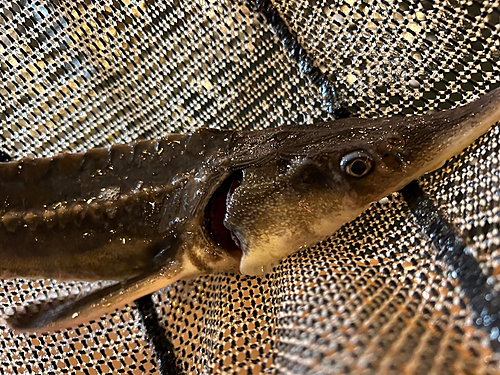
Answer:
[1, 87, 500, 332]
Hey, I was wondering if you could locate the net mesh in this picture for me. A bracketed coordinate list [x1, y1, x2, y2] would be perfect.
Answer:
[1, 0, 500, 374]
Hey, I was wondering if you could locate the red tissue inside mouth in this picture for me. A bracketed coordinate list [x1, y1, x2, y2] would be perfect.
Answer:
[205, 170, 243, 255]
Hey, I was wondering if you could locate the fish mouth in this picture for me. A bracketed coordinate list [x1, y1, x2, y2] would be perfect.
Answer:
[204, 170, 243, 259]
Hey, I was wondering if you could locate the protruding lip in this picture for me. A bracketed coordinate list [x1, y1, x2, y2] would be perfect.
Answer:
[203, 170, 243, 260]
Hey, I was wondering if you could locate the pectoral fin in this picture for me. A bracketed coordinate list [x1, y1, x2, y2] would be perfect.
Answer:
[4, 258, 199, 333]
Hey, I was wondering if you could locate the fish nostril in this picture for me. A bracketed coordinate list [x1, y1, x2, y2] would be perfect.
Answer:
[387, 137, 405, 147]
[382, 152, 403, 169]
[277, 158, 291, 174]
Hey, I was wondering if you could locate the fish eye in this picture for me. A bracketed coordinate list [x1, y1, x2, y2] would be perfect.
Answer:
[340, 151, 373, 178]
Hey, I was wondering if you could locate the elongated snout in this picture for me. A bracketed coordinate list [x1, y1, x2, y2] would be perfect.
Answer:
[398, 87, 500, 179]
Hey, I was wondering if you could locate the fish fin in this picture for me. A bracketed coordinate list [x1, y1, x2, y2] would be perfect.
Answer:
[5, 258, 199, 333]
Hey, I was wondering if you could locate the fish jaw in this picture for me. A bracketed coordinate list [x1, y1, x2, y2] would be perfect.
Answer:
[236, 205, 363, 276]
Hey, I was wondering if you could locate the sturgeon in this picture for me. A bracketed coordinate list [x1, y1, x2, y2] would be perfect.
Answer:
[1, 87, 499, 332]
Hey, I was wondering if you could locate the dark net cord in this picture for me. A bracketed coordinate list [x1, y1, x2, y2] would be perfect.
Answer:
[246, 0, 350, 119]
[0, 150, 10, 162]
[401, 181, 500, 352]
[135, 296, 183, 375]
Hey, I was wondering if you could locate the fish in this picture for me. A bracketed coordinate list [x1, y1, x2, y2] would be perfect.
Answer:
[1, 87, 499, 333]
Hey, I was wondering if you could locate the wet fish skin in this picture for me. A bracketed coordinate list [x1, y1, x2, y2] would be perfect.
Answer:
[0, 131, 239, 281]
[1, 87, 499, 332]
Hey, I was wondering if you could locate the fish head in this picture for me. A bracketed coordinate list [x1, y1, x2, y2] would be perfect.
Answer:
[221, 124, 410, 276]
[217, 88, 500, 275]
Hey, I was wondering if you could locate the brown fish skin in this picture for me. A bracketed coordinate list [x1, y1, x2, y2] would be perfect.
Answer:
[0, 131, 240, 281]
[0, 88, 499, 332]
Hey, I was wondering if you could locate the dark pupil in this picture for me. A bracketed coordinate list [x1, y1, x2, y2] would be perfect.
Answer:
[350, 159, 367, 175]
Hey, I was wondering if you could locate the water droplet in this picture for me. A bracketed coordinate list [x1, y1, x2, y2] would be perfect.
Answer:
[408, 79, 420, 88]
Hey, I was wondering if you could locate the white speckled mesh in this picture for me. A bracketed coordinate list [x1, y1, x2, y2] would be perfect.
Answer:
[1, 0, 500, 374]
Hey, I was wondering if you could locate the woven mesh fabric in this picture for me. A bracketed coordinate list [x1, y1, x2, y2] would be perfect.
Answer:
[0, 0, 500, 374]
